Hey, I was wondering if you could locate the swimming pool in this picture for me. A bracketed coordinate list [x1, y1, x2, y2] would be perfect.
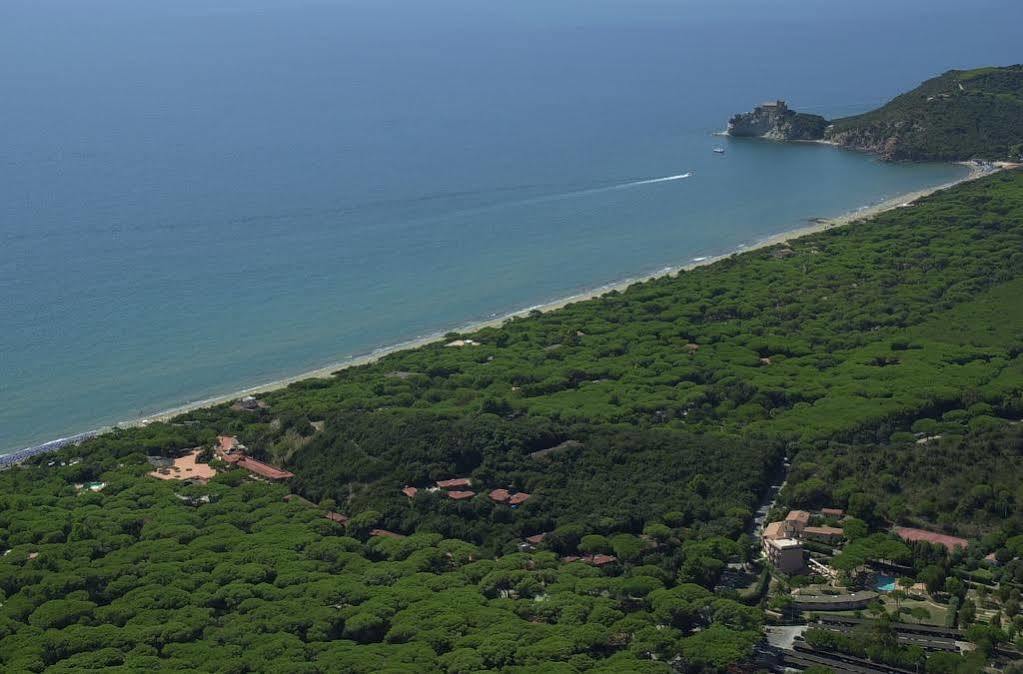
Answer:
[873, 574, 897, 592]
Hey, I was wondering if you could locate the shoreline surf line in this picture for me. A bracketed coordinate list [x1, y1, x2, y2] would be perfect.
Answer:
[3, 161, 1003, 461]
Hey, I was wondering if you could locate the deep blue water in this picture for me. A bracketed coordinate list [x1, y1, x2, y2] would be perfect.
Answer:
[2, 0, 1021, 453]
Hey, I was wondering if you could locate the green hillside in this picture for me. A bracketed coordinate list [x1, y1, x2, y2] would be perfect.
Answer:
[826, 65, 1023, 161]
[0, 465, 761, 673]
[2, 171, 1023, 670]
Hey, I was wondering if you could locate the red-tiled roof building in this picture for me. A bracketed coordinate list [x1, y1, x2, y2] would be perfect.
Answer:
[763, 521, 786, 540]
[324, 512, 349, 525]
[370, 529, 406, 539]
[525, 533, 547, 545]
[489, 488, 511, 503]
[589, 554, 617, 567]
[803, 525, 844, 541]
[217, 435, 240, 453]
[785, 510, 811, 531]
[762, 520, 805, 574]
[237, 456, 294, 481]
[447, 490, 475, 501]
[893, 527, 968, 552]
[214, 434, 293, 480]
[216, 435, 245, 463]
[821, 507, 845, 518]
[508, 492, 530, 506]
[436, 478, 472, 489]
[401, 486, 418, 498]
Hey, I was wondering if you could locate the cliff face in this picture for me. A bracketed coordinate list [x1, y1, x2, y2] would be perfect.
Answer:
[823, 124, 906, 160]
[727, 100, 828, 141]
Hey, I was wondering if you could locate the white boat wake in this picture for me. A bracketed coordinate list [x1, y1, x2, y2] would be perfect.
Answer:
[330, 171, 697, 230]
[618, 173, 691, 187]
[544, 172, 693, 201]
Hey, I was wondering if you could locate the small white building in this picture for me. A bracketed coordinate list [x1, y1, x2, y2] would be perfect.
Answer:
[762, 520, 805, 574]
[765, 537, 805, 574]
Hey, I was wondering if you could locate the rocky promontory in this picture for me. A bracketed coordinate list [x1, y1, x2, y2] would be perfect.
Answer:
[726, 100, 828, 141]
[726, 67, 1023, 161]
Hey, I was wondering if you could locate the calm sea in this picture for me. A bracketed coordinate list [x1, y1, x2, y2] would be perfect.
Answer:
[2, 0, 1021, 453]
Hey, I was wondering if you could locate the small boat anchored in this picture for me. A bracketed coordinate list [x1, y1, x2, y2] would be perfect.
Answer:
[713, 147, 726, 154]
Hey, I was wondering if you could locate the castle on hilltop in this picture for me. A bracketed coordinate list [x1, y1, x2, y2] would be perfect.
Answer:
[726, 99, 827, 141]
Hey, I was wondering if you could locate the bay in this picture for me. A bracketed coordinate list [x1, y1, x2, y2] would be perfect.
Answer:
[2, 0, 1021, 452]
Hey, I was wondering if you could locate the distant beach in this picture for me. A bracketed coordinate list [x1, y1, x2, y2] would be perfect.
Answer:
[4, 161, 1003, 462]
[104, 167, 1005, 426]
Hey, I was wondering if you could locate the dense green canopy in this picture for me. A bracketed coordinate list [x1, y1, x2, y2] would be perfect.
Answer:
[826, 65, 1023, 160]
[2, 169, 1023, 670]
[0, 465, 760, 672]
[248, 169, 1022, 546]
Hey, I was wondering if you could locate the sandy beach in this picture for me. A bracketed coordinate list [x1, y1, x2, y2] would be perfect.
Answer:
[6, 161, 1003, 457]
[136, 163, 1000, 424]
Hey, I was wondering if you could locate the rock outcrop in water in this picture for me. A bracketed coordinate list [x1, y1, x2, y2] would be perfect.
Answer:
[726, 67, 1023, 160]
[726, 100, 828, 141]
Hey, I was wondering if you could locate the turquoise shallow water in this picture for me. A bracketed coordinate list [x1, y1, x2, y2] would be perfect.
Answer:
[2, 0, 1021, 453]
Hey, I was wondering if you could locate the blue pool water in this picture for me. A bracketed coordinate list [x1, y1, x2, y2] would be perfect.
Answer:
[874, 575, 898, 592]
